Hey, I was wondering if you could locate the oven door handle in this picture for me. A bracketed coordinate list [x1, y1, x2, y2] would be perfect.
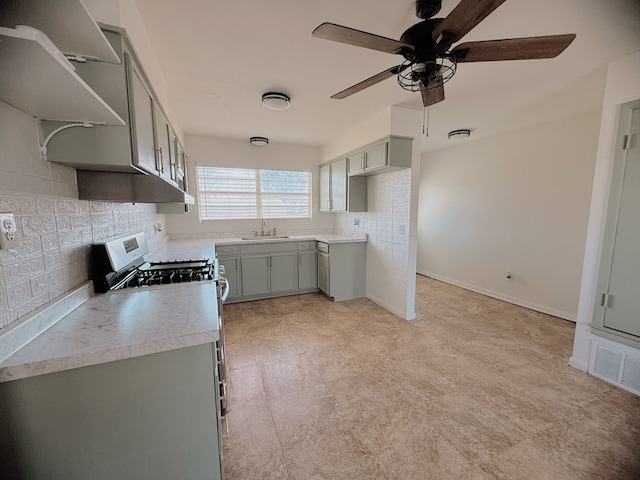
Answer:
[219, 277, 230, 302]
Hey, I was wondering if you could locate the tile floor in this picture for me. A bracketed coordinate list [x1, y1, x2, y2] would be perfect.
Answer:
[222, 275, 640, 480]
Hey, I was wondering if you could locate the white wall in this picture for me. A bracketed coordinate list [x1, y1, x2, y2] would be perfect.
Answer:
[570, 50, 640, 371]
[417, 69, 606, 321]
[327, 107, 422, 320]
[166, 135, 333, 238]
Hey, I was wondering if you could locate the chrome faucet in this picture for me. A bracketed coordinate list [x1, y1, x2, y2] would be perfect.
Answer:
[261, 218, 266, 236]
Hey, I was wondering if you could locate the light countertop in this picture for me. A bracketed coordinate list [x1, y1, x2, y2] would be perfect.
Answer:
[174, 234, 368, 248]
[0, 282, 220, 383]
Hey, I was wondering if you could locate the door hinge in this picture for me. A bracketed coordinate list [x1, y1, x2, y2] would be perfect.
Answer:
[623, 134, 631, 150]
[601, 293, 614, 308]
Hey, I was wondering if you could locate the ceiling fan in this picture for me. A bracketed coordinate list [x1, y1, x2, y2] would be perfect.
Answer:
[312, 0, 576, 107]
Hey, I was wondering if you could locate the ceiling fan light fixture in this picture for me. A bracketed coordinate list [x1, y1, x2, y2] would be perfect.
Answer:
[448, 129, 471, 140]
[250, 136, 269, 147]
[261, 92, 291, 110]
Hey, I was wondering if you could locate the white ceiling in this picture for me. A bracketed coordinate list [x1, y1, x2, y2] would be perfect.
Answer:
[132, 0, 640, 152]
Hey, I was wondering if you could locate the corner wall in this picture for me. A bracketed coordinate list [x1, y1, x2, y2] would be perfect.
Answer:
[327, 107, 422, 320]
[417, 74, 605, 320]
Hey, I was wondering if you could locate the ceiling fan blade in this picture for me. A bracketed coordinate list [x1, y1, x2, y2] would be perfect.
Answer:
[453, 34, 576, 62]
[421, 77, 445, 107]
[432, 0, 507, 45]
[331, 65, 403, 99]
[313, 23, 414, 55]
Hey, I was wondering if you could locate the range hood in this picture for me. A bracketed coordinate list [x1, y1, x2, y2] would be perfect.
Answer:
[77, 171, 194, 204]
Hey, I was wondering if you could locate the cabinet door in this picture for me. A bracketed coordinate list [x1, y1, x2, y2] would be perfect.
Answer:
[319, 163, 331, 212]
[218, 256, 240, 300]
[317, 251, 330, 295]
[241, 255, 270, 296]
[364, 141, 388, 171]
[129, 59, 157, 175]
[270, 252, 297, 293]
[330, 158, 348, 212]
[298, 250, 317, 290]
[347, 152, 364, 175]
[153, 106, 173, 181]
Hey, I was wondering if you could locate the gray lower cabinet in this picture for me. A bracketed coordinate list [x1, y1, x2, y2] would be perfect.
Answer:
[216, 245, 241, 301]
[0, 344, 223, 480]
[240, 250, 297, 297]
[316, 241, 366, 302]
[298, 242, 318, 291]
[217, 241, 318, 302]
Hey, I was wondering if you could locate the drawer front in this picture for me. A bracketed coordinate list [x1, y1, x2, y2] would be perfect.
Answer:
[240, 242, 297, 254]
[216, 245, 239, 255]
[297, 241, 316, 251]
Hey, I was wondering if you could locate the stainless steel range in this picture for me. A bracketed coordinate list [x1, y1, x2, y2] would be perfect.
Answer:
[90, 232, 229, 430]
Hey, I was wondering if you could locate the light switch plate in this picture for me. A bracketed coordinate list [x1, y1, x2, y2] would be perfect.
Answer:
[0, 213, 19, 250]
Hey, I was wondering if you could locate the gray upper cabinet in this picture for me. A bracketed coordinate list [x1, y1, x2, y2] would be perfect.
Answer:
[39, 26, 193, 204]
[153, 104, 174, 181]
[319, 158, 366, 213]
[347, 136, 412, 176]
[42, 29, 167, 176]
[331, 158, 348, 211]
[130, 59, 157, 175]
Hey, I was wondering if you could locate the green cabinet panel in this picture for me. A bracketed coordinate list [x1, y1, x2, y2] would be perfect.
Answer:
[0, 345, 223, 480]
[241, 254, 270, 297]
[270, 252, 297, 293]
[298, 250, 317, 290]
[346, 135, 412, 177]
[319, 158, 367, 213]
[216, 241, 320, 302]
[317, 242, 366, 302]
[218, 256, 241, 300]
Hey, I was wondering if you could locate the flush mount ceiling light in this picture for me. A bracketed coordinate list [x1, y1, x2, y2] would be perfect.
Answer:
[261, 92, 291, 110]
[250, 136, 269, 147]
[448, 129, 471, 140]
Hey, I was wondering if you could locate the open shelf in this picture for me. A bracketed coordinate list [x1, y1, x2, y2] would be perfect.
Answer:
[0, 0, 120, 63]
[0, 26, 125, 125]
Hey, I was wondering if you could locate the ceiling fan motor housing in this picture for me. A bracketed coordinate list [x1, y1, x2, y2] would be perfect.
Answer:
[399, 19, 444, 62]
[415, 0, 442, 19]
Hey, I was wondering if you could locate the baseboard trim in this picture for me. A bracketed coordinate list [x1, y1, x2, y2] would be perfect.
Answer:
[568, 356, 589, 372]
[365, 293, 410, 320]
[417, 270, 576, 322]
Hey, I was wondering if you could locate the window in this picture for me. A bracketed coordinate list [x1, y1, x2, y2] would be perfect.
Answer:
[197, 166, 311, 220]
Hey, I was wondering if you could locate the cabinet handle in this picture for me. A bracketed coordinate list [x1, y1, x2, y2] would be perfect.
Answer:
[155, 147, 164, 172]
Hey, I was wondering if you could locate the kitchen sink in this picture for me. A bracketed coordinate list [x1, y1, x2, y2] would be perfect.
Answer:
[241, 235, 290, 240]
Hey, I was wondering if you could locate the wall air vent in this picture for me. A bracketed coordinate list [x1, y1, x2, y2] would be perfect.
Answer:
[590, 340, 640, 396]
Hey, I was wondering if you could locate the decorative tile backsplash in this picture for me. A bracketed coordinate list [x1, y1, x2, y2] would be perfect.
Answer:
[0, 196, 166, 330]
[0, 101, 166, 330]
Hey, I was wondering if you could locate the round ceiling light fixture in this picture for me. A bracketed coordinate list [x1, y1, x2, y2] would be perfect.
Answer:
[250, 136, 269, 147]
[261, 92, 291, 110]
[448, 129, 471, 140]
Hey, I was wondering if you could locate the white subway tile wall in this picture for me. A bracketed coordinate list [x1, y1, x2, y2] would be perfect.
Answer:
[0, 101, 166, 330]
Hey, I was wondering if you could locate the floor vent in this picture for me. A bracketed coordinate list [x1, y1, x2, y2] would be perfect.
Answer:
[621, 355, 640, 392]
[590, 341, 640, 396]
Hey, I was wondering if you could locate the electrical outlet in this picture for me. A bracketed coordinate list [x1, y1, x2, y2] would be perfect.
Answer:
[0, 213, 19, 250]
